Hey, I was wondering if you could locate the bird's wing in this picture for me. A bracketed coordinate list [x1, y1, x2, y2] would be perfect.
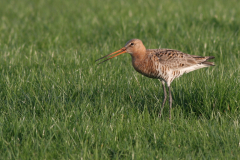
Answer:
[148, 49, 214, 71]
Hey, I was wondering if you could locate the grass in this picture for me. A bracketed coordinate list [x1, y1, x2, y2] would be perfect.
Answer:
[0, 0, 240, 159]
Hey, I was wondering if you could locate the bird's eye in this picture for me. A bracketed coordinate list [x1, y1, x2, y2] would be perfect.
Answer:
[130, 43, 134, 46]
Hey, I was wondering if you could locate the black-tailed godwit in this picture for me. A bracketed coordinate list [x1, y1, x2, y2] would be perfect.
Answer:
[96, 39, 215, 119]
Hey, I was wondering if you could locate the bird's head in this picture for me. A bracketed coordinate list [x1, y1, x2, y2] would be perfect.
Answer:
[96, 39, 146, 64]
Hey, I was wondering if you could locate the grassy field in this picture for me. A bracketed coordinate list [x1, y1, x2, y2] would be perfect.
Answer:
[0, 0, 240, 159]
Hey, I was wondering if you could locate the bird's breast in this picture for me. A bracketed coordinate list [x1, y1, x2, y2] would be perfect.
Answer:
[131, 56, 160, 79]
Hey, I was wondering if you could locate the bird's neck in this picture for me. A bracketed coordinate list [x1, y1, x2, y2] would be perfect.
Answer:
[131, 50, 147, 72]
[131, 50, 146, 62]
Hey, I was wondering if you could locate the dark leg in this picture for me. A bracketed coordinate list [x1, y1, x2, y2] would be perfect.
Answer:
[159, 80, 167, 118]
[168, 85, 172, 119]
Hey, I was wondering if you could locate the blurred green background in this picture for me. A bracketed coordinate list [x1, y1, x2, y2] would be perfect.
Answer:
[0, 0, 240, 159]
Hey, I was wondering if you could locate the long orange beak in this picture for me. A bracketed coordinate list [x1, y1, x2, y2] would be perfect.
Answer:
[95, 47, 127, 65]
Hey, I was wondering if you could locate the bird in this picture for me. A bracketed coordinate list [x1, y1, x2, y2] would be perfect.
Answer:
[96, 39, 215, 119]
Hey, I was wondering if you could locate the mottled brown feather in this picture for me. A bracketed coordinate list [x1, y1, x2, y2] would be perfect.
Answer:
[147, 49, 214, 71]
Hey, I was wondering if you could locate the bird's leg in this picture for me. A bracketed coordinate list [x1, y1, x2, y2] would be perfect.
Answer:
[168, 85, 172, 120]
[159, 80, 167, 118]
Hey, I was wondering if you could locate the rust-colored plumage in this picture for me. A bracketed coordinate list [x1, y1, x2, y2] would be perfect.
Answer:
[96, 39, 215, 119]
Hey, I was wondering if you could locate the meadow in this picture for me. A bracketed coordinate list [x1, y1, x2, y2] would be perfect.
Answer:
[0, 0, 240, 159]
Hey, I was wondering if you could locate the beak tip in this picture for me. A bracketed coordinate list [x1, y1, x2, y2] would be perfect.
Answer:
[95, 47, 127, 65]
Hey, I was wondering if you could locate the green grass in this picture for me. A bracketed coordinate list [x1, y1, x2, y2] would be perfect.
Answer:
[0, 0, 240, 159]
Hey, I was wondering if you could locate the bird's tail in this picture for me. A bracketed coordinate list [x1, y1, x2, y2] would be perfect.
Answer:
[203, 56, 215, 66]
[202, 61, 215, 66]
[206, 56, 215, 60]
[193, 56, 215, 66]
